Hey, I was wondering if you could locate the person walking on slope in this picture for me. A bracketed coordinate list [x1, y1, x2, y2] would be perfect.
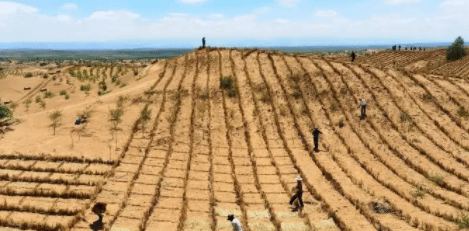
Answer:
[289, 176, 304, 209]
[351, 51, 356, 62]
[312, 127, 322, 153]
[227, 214, 243, 231]
[358, 99, 367, 119]
[202, 37, 206, 48]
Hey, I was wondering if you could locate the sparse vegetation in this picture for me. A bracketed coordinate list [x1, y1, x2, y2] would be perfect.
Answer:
[35, 95, 42, 103]
[24, 99, 31, 112]
[427, 174, 444, 185]
[400, 112, 412, 122]
[330, 100, 339, 112]
[39, 101, 46, 110]
[44, 91, 54, 99]
[455, 214, 469, 229]
[457, 106, 469, 118]
[24, 72, 33, 78]
[422, 93, 433, 102]
[412, 185, 425, 199]
[80, 84, 91, 91]
[219, 76, 237, 98]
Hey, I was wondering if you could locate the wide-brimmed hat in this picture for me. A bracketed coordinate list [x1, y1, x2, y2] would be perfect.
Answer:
[295, 176, 302, 181]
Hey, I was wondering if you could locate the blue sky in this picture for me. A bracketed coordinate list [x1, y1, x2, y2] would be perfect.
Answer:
[0, 0, 467, 48]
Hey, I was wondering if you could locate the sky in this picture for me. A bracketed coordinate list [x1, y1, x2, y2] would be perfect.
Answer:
[0, 0, 467, 48]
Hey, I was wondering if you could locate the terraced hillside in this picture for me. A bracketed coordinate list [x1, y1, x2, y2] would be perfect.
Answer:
[3, 47, 469, 231]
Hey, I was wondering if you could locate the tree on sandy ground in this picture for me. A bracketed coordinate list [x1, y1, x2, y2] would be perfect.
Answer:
[48, 110, 62, 135]
[139, 105, 151, 136]
[447, 36, 466, 61]
[108, 108, 124, 131]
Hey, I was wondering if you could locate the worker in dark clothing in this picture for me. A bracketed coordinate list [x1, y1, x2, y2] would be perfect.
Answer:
[312, 127, 322, 153]
[202, 37, 206, 48]
[351, 51, 356, 62]
[289, 176, 304, 209]
[358, 99, 367, 119]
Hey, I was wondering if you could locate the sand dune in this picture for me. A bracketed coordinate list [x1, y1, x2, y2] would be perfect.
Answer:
[1, 48, 469, 230]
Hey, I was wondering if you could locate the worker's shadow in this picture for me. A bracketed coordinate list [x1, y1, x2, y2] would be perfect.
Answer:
[89, 219, 104, 231]
[90, 220, 104, 231]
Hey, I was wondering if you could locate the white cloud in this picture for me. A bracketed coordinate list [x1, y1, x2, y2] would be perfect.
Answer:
[207, 13, 223, 19]
[0, 2, 37, 15]
[276, 0, 302, 8]
[61, 3, 78, 10]
[315, 10, 337, 17]
[276, 18, 289, 23]
[179, 0, 207, 4]
[386, 0, 421, 4]
[170, 13, 188, 17]
[87, 10, 139, 21]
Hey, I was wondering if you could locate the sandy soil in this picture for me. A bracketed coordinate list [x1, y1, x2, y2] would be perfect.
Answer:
[2, 48, 469, 230]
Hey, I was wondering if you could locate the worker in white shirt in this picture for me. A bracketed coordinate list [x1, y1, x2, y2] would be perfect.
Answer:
[227, 214, 243, 231]
[358, 99, 367, 118]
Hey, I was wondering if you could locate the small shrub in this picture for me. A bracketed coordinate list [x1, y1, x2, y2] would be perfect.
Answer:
[400, 112, 412, 123]
[422, 93, 433, 102]
[427, 174, 444, 185]
[39, 101, 46, 110]
[80, 84, 91, 91]
[99, 82, 107, 91]
[120, 83, 127, 88]
[117, 95, 127, 108]
[412, 184, 425, 199]
[292, 89, 301, 99]
[227, 88, 237, 98]
[456, 214, 469, 229]
[457, 107, 469, 118]
[24, 99, 32, 112]
[59, 90, 67, 96]
[220, 76, 234, 89]
[68, 69, 76, 77]
[43, 74, 49, 79]
[112, 75, 118, 83]
[220, 76, 237, 98]
[330, 101, 339, 112]
[24, 72, 33, 78]
[44, 91, 54, 99]
[64, 94, 70, 100]
[35, 95, 42, 103]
